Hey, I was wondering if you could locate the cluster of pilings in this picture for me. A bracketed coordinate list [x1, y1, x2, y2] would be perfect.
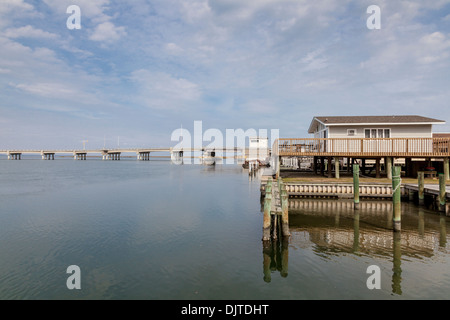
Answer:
[137, 152, 151, 161]
[353, 163, 403, 231]
[7, 152, 21, 160]
[262, 177, 290, 241]
[404, 171, 450, 215]
[352, 163, 449, 232]
[101, 152, 121, 160]
[42, 153, 55, 160]
[248, 160, 260, 175]
[74, 153, 87, 160]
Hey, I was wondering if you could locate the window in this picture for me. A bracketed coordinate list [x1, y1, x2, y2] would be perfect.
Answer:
[347, 129, 356, 136]
[364, 128, 391, 138]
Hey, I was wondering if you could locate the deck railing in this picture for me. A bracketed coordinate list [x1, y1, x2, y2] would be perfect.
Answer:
[275, 138, 450, 157]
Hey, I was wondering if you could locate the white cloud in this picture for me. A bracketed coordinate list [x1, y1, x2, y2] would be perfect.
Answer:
[0, 0, 34, 14]
[129, 70, 202, 110]
[89, 21, 126, 42]
[4, 25, 58, 40]
[42, 0, 110, 22]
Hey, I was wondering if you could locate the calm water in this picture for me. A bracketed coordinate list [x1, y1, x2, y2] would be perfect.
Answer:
[0, 159, 449, 300]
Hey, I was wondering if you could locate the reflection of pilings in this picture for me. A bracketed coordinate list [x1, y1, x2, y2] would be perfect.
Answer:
[418, 208, 425, 237]
[262, 236, 289, 282]
[440, 216, 447, 248]
[392, 232, 402, 295]
[353, 211, 360, 252]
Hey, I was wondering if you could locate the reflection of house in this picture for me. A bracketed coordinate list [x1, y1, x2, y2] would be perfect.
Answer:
[308, 115, 445, 139]
[287, 200, 442, 258]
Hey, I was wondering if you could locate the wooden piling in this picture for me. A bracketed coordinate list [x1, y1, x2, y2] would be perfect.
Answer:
[444, 157, 449, 181]
[376, 158, 381, 178]
[386, 157, 393, 180]
[263, 183, 272, 241]
[334, 157, 340, 179]
[418, 171, 425, 206]
[392, 166, 402, 232]
[353, 164, 360, 210]
[327, 157, 332, 178]
[439, 173, 446, 213]
[281, 189, 290, 237]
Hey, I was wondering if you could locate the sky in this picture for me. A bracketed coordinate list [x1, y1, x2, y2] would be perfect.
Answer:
[1, 0, 450, 149]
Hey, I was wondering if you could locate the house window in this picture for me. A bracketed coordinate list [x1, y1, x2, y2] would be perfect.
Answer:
[364, 128, 391, 138]
[347, 129, 356, 136]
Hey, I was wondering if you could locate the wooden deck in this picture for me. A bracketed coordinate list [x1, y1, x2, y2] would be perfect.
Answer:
[275, 138, 450, 157]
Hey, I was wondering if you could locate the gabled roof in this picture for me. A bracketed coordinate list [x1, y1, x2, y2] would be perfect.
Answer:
[308, 115, 445, 133]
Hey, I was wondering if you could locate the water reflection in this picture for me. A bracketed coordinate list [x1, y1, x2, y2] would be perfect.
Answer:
[392, 232, 402, 295]
[262, 199, 449, 295]
[262, 238, 289, 283]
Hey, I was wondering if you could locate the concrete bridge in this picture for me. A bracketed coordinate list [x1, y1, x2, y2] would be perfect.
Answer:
[0, 147, 246, 161]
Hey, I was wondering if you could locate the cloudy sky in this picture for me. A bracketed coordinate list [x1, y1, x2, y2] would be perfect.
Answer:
[1, 0, 450, 149]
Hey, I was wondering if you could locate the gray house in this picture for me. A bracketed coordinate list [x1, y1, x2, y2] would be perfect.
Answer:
[308, 115, 445, 139]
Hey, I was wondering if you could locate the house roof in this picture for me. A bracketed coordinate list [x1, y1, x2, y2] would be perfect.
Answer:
[433, 133, 450, 138]
[308, 115, 445, 133]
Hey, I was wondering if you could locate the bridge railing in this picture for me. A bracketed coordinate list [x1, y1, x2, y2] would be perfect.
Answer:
[276, 138, 450, 157]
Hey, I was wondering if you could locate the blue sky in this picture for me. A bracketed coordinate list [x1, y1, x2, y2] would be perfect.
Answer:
[1, 0, 450, 149]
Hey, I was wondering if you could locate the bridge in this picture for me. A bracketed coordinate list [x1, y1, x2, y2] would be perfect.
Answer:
[0, 147, 247, 161]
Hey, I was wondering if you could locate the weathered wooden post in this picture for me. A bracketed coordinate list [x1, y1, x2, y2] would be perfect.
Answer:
[392, 166, 402, 232]
[327, 157, 332, 178]
[444, 157, 449, 181]
[439, 173, 446, 213]
[334, 157, 340, 179]
[280, 188, 290, 238]
[418, 171, 425, 206]
[353, 164, 360, 210]
[376, 158, 381, 179]
[262, 182, 272, 241]
[387, 157, 393, 180]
